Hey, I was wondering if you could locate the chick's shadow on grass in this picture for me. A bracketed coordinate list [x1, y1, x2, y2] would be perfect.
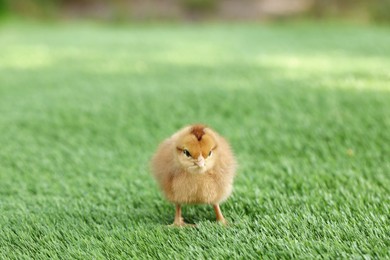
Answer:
[129, 196, 220, 226]
[158, 203, 221, 226]
[128, 176, 221, 226]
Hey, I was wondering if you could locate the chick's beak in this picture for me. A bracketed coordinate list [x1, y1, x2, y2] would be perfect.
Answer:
[195, 156, 205, 167]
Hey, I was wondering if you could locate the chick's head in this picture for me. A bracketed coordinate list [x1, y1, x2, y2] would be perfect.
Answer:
[175, 126, 217, 174]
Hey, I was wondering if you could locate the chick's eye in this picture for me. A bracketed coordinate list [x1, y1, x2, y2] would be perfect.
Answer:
[208, 151, 212, 157]
[183, 149, 191, 157]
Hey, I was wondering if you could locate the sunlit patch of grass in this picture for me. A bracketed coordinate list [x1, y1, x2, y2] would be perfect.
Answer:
[256, 54, 390, 91]
[0, 45, 54, 70]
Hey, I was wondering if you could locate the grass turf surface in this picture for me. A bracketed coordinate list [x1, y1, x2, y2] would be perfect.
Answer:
[0, 21, 389, 258]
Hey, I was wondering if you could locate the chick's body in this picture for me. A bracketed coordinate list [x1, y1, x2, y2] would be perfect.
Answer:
[151, 124, 236, 226]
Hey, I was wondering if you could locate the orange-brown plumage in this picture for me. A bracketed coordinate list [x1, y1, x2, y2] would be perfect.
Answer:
[151, 124, 237, 226]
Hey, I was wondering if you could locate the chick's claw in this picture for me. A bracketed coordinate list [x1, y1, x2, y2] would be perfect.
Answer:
[170, 218, 196, 227]
[217, 218, 228, 226]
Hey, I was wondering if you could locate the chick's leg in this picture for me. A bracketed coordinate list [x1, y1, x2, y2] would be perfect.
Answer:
[172, 204, 184, 226]
[213, 204, 227, 225]
[171, 204, 195, 227]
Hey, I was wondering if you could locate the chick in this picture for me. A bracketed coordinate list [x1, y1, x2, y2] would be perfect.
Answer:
[151, 124, 237, 226]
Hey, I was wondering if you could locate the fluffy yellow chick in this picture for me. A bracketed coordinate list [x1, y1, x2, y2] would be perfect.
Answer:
[151, 124, 237, 226]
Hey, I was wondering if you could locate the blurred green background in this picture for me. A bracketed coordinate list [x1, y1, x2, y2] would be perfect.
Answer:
[1, 0, 389, 259]
[0, 0, 389, 23]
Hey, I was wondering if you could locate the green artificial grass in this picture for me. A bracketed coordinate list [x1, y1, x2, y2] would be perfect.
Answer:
[0, 21, 389, 258]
